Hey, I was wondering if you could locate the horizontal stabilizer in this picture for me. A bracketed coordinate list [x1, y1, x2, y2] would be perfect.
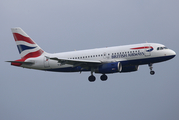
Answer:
[6, 61, 34, 66]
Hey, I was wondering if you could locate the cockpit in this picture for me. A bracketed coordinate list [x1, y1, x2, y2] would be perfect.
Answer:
[157, 47, 168, 50]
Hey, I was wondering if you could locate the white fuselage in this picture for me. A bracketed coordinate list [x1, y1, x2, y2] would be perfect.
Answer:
[24, 43, 176, 72]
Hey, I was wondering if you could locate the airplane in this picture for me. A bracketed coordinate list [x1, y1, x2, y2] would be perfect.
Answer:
[7, 27, 176, 82]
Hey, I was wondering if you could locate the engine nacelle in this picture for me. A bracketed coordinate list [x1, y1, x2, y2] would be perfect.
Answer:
[95, 62, 139, 74]
[95, 62, 121, 74]
[120, 65, 139, 73]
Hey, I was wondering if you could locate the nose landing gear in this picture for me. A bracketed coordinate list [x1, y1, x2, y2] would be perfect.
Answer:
[148, 63, 155, 75]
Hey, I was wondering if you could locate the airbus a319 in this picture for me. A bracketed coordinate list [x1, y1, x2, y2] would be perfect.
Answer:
[7, 28, 176, 82]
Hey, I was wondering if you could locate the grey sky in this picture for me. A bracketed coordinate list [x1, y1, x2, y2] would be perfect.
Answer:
[1, 0, 179, 120]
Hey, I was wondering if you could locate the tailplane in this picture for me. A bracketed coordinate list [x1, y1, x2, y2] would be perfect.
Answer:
[11, 27, 44, 59]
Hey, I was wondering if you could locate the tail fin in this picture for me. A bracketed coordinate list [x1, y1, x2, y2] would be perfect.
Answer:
[11, 27, 44, 59]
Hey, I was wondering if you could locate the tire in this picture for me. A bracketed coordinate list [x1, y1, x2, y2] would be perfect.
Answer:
[88, 75, 96, 82]
[150, 71, 155, 75]
[100, 74, 108, 81]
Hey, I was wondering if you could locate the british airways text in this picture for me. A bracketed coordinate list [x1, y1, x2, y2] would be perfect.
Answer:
[111, 52, 145, 59]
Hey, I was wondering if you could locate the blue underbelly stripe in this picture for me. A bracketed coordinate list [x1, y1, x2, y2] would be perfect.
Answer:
[43, 55, 175, 72]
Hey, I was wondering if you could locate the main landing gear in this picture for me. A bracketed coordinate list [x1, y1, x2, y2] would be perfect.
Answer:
[88, 70, 108, 82]
[88, 68, 96, 82]
[148, 63, 155, 75]
[88, 75, 96, 82]
[100, 74, 108, 81]
[88, 74, 108, 82]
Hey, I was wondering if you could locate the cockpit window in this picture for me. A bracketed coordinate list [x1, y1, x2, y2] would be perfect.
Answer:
[157, 47, 168, 50]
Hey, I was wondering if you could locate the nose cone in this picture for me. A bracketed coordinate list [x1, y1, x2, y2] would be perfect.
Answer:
[168, 49, 176, 59]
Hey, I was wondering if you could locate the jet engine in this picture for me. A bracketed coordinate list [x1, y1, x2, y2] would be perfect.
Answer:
[95, 62, 139, 74]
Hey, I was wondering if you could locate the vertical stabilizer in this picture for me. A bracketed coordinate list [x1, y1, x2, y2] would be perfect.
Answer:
[11, 27, 44, 58]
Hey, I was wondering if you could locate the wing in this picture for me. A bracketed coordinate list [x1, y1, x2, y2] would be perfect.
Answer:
[46, 56, 102, 68]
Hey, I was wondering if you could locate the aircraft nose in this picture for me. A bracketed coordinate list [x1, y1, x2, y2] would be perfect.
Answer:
[169, 49, 176, 58]
[171, 49, 176, 55]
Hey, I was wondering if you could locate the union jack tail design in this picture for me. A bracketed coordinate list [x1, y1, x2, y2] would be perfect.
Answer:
[11, 28, 44, 59]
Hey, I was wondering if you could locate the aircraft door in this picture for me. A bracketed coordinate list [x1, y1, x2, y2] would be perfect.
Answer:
[144, 45, 151, 57]
[44, 57, 50, 68]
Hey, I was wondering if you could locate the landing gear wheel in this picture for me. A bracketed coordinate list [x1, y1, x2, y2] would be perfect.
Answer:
[148, 63, 155, 75]
[88, 75, 96, 82]
[100, 74, 108, 81]
[150, 71, 155, 75]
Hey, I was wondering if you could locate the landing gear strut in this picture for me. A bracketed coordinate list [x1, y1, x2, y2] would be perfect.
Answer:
[100, 74, 108, 81]
[88, 68, 96, 82]
[148, 63, 155, 75]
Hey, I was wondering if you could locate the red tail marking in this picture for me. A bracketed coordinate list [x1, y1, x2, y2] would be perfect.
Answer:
[11, 58, 27, 66]
[13, 33, 35, 44]
[22, 49, 44, 59]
